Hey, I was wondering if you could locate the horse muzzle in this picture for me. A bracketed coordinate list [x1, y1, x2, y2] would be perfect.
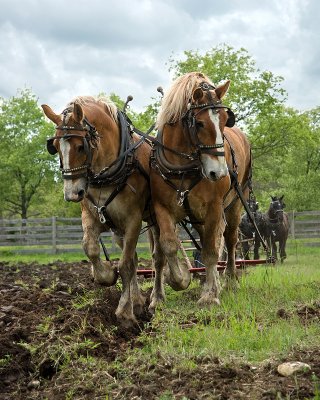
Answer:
[202, 165, 228, 182]
[63, 180, 87, 202]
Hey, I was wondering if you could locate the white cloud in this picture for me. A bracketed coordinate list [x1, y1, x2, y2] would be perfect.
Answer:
[0, 0, 318, 113]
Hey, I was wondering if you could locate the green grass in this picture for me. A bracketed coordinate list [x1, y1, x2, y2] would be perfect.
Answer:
[133, 243, 320, 365]
[3, 238, 319, 398]
[1, 240, 319, 365]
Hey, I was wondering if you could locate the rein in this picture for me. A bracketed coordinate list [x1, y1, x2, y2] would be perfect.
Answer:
[46, 112, 99, 180]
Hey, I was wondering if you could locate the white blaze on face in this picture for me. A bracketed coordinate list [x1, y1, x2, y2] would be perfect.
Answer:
[200, 109, 228, 181]
[59, 139, 85, 201]
[60, 139, 71, 170]
[60, 139, 74, 199]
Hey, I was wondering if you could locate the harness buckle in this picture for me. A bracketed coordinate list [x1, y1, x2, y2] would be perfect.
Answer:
[97, 206, 107, 224]
[177, 190, 189, 207]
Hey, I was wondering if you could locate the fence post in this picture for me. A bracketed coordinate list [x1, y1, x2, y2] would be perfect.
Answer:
[52, 216, 57, 254]
[291, 211, 295, 239]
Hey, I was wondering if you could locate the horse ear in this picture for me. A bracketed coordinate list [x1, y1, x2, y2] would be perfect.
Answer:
[73, 102, 84, 123]
[192, 87, 204, 102]
[41, 104, 61, 126]
[271, 196, 276, 201]
[215, 80, 231, 100]
[279, 195, 284, 201]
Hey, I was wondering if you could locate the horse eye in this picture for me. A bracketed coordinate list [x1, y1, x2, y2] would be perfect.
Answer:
[196, 121, 204, 128]
[77, 145, 84, 153]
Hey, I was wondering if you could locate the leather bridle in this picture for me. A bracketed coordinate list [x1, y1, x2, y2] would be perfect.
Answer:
[268, 200, 285, 224]
[184, 81, 235, 159]
[46, 108, 99, 180]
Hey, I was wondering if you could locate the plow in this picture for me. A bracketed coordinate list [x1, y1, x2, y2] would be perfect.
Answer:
[135, 235, 274, 279]
[136, 258, 273, 278]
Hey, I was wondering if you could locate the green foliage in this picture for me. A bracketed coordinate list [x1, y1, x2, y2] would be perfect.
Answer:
[169, 44, 286, 125]
[109, 92, 158, 133]
[0, 89, 55, 218]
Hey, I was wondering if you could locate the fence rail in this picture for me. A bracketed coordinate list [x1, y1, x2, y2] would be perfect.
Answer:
[0, 217, 150, 254]
[289, 211, 320, 239]
[0, 211, 319, 254]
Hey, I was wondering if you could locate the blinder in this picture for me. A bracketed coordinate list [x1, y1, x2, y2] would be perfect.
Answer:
[226, 109, 235, 128]
[46, 137, 58, 155]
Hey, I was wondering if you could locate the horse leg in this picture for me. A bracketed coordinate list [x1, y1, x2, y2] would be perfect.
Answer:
[224, 201, 243, 286]
[279, 237, 287, 263]
[148, 224, 167, 313]
[254, 238, 260, 260]
[156, 205, 191, 291]
[131, 252, 146, 315]
[197, 217, 223, 306]
[271, 237, 278, 261]
[113, 234, 146, 316]
[82, 209, 118, 285]
[115, 222, 144, 326]
[242, 240, 250, 260]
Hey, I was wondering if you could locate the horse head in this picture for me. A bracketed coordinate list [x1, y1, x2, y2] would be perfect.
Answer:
[269, 195, 285, 223]
[156, 72, 236, 182]
[187, 79, 235, 181]
[42, 101, 99, 202]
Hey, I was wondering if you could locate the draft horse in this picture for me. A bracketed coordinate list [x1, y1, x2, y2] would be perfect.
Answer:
[239, 197, 269, 259]
[266, 195, 289, 263]
[150, 72, 252, 307]
[42, 96, 160, 326]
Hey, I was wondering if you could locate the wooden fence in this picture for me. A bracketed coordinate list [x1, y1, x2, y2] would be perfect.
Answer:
[289, 210, 320, 240]
[0, 211, 319, 254]
[0, 217, 149, 254]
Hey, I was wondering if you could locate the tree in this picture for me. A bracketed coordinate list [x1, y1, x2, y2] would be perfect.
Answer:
[0, 89, 55, 219]
[168, 44, 287, 126]
[108, 92, 158, 133]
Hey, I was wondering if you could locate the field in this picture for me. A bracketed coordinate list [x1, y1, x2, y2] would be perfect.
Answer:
[0, 241, 320, 399]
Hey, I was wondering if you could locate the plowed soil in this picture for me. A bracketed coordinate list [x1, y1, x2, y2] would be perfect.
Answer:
[0, 260, 319, 399]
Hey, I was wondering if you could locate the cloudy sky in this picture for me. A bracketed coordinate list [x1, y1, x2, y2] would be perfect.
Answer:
[0, 0, 318, 114]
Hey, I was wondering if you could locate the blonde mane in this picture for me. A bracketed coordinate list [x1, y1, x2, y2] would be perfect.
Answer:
[156, 72, 215, 131]
[64, 95, 118, 122]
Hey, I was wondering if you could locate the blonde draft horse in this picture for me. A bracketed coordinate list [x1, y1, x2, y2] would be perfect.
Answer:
[42, 96, 160, 326]
[150, 72, 251, 307]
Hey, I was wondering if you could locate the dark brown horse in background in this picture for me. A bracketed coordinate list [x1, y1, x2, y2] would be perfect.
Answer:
[149, 72, 252, 308]
[266, 195, 289, 263]
[42, 96, 161, 326]
[239, 197, 269, 260]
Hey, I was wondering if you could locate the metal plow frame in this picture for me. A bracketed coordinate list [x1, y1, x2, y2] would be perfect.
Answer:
[136, 258, 274, 278]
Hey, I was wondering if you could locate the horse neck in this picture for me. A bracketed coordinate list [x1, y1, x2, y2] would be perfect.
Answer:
[91, 111, 120, 171]
[162, 123, 193, 164]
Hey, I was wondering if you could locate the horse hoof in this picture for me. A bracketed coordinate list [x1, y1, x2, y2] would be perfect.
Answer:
[116, 313, 138, 329]
[165, 271, 191, 291]
[197, 293, 220, 307]
[224, 278, 239, 291]
[148, 296, 165, 315]
[92, 263, 118, 286]
[133, 304, 143, 317]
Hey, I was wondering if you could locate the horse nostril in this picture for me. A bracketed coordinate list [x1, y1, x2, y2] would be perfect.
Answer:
[210, 171, 217, 180]
[78, 189, 85, 199]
